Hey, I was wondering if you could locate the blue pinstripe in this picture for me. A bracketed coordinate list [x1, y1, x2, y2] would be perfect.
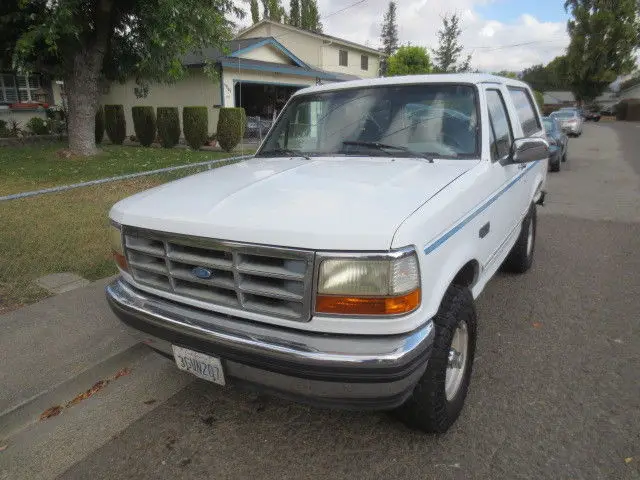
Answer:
[423, 160, 540, 255]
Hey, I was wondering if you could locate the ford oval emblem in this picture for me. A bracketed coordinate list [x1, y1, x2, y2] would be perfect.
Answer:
[192, 266, 213, 279]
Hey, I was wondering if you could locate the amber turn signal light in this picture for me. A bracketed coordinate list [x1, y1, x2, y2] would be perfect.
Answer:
[113, 251, 129, 272]
[315, 289, 420, 315]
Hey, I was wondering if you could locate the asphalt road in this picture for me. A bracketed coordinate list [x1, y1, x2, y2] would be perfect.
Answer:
[5, 122, 640, 480]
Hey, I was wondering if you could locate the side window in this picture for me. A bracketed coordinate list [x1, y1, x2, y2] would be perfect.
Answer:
[486, 89, 513, 161]
[339, 50, 348, 67]
[508, 87, 541, 136]
[361, 55, 368, 71]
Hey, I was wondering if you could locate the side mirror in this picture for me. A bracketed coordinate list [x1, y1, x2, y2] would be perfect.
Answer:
[509, 137, 549, 164]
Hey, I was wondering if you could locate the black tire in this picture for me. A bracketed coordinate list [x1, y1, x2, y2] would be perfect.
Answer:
[502, 203, 536, 274]
[550, 156, 560, 172]
[394, 285, 477, 434]
[562, 151, 567, 162]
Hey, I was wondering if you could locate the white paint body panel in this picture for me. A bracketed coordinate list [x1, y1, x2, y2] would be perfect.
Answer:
[110, 157, 473, 251]
[110, 74, 548, 335]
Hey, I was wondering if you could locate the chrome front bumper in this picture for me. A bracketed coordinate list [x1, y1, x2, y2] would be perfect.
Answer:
[106, 278, 434, 410]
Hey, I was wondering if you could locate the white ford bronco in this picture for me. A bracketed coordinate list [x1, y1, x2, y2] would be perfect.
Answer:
[106, 74, 548, 433]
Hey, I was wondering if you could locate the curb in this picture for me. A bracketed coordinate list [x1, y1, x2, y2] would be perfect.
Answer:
[0, 343, 151, 440]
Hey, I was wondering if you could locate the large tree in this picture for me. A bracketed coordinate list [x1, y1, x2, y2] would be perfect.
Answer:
[4, 0, 242, 156]
[289, 0, 301, 27]
[267, 0, 284, 22]
[385, 45, 432, 76]
[564, 0, 639, 102]
[521, 56, 571, 92]
[379, 2, 399, 76]
[433, 13, 471, 73]
[301, 0, 322, 33]
[250, 0, 260, 24]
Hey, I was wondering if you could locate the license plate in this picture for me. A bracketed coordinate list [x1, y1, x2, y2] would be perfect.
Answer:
[172, 345, 225, 386]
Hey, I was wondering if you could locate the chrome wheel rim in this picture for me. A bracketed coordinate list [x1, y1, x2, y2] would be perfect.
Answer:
[526, 220, 534, 257]
[445, 321, 469, 401]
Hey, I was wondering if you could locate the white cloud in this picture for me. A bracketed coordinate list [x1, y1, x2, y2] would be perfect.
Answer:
[300, 0, 570, 72]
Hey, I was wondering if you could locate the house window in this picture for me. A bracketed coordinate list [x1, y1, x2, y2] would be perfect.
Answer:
[361, 55, 368, 71]
[339, 50, 348, 67]
[17, 74, 41, 102]
[0, 74, 18, 103]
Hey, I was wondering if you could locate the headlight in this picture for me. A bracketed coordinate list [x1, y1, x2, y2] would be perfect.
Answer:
[109, 222, 129, 272]
[315, 249, 421, 315]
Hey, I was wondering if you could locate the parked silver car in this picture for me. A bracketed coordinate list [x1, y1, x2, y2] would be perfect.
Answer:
[551, 109, 583, 137]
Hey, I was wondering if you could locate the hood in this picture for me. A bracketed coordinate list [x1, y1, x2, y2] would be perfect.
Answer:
[110, 157, 477, 250]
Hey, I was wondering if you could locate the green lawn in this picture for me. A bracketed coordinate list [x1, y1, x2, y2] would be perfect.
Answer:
[0, 142, 253, 196]
[0, 162, 240, 312]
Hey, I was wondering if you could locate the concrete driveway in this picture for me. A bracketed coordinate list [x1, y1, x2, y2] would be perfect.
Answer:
[1, 122, 639, 480]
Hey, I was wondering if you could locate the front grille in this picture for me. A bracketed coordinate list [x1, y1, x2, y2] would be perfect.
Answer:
[122, 227, 315, 321]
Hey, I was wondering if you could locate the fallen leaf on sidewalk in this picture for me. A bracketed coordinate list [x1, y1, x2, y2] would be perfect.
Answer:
[65, 380, 107, 408]
[533, 322, 543, 328]
[625, 457, 633, 464]
[113, 367, 131, 379]
[39, 405, 63, 420]
[143, 399, 157, 405]
[0, 445, 8, 452]
[39, 366, 134, 421]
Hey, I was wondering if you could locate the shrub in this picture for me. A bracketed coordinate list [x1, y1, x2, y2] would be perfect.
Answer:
[217, 107, 246, 152]
[157, 107, 181, 148]
[95, 106, 105, 144]
[183, 106, 208, 150]
[26, 117, 50, 135]
[132, 106, 157, 147]
[104, 104, 126, 145]
[0, 120, 8, 137]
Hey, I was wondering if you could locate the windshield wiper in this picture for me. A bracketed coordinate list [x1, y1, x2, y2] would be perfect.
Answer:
[258, 148, 311, 160]
[342, 141, 434, 162]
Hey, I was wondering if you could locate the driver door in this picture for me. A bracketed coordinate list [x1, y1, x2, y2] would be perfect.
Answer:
[480, 86, 523, 270]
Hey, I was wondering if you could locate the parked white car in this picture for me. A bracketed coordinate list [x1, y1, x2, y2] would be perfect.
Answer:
[551, 109, 583, 136]
[106, 74, 549, 433]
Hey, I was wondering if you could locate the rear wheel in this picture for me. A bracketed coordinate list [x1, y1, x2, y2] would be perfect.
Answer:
[394, 285, 477, 434]
[502, 203, 536, 274]
[550, 156, 561, 172]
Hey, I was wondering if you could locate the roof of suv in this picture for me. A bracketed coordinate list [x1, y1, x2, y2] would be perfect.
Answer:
[294, 73, 531, 96]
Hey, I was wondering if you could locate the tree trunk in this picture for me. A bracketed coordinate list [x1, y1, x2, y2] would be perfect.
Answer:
[65, 0, 113, 156]
[65, 47, 104, 156]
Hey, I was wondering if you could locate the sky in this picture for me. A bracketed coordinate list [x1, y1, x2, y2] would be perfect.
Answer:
[240, 0, 573, 72]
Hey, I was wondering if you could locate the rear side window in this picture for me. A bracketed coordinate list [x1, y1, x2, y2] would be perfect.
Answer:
[486, 89, 513, 161]
[508, 87, 541, 136]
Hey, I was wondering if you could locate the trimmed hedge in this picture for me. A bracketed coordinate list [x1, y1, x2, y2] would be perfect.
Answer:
[183, 106, 208, 150]
[95, 106, 105, 144]
[217, 107, 246, 152]
[104, 104, 126, 145]
[157, 107, 181, 148]
[132, 106, 157, 147]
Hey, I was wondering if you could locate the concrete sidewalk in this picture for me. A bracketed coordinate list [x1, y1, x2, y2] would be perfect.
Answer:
[0, 277, 136, 417]
[0, 276, 194, 480]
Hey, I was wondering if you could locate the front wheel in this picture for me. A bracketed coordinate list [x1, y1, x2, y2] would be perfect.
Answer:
[502, 203, 536, 273]
[393, 285, 477, 433]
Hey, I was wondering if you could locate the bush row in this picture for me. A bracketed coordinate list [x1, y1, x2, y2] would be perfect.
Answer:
[97, 105, 246, 151]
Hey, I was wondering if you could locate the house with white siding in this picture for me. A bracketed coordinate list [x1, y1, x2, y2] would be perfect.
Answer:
[102, 20, 383, 136]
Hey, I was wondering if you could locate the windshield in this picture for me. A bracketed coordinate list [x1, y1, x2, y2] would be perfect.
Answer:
[553, 111, 575, 119]
[257, 84, 480, 159]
